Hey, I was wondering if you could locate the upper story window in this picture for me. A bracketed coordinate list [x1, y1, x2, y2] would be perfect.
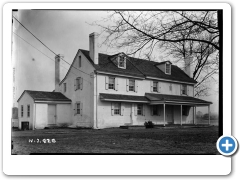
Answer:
[27, 105, 30, 117]
[165, 63, 171, 74]
[129, 79, 135, 91]
[75, 77, 83, 90]
[109, 77, 115, 89]
[21, 105, 24, 117]
[79, 56, 81, 68]
[76, 78, 80, 90]
[63, 83, 67, 92]
[118, 56, 126, 69]
[181, 84, 187, 95]
[153, 81, 158, 92]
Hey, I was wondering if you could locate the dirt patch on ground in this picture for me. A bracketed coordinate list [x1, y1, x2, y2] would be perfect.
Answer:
[11, 126, 219, 155]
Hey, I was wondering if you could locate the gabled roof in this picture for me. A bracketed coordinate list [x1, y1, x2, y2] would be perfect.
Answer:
[80, 49, 197, 84]
[81, 49, 145, 78]
[17, 90, 71, 102]
[154, 60, 172, 65]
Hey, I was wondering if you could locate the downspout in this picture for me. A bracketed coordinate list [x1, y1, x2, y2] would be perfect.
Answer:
[95, 72, 98, 129]
[33, 103, 36, 130]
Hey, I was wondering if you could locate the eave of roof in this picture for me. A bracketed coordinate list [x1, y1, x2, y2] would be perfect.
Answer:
[99, 93, 212, 106]
[100, 93, 149, 103]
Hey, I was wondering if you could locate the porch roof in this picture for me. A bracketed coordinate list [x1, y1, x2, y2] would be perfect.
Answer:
[145, 93, 212, 105]
[99, 93, 212, 106]
[99, 93, 149, 103]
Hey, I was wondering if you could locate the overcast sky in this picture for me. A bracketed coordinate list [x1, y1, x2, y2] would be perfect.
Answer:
[12, 10, 219, 114]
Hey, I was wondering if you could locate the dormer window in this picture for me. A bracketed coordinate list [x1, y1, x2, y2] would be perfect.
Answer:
[155, 61, 172, 75]
[165, 63, 171, 74]
[118, 56, 126, 69]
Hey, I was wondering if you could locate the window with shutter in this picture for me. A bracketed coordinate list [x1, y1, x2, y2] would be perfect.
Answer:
[27, 105, 30, 117]
[113, 103, 121, 115]
[76, 77, 81, 90]
[153, 81, 158, 92]
[129, 79, 135, 91]
[181, 84, 187, 95]
[76, 102, 80, 114]
[109, 77, 115, 89]
[137, 104, 143, 115]
[152, 105, 158, 116]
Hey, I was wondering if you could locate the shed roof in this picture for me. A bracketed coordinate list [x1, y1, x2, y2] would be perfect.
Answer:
[145, 93, 212, 105]
[100, 93, 149, 103]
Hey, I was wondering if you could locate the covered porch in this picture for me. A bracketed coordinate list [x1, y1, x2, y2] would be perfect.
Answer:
[145, 93, 213, 126]
[98, 93, 212, 127]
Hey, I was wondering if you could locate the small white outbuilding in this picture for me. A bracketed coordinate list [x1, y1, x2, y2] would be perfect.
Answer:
[17, 90, 72, 130]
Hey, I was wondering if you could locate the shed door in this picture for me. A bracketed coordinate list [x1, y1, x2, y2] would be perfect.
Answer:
[48, 104, 56, 124]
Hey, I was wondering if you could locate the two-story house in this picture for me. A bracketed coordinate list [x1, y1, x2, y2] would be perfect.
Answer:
[17, 32, 212, 130]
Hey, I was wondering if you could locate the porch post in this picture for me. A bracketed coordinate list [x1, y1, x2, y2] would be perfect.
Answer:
[208, 105, 211, 125]
[163, 104, 166, 126]
[180, 105, 182, 126]
[193, 106, 196, 125]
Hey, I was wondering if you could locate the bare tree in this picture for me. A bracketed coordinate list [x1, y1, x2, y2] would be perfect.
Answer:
[93, 11, 220, 97]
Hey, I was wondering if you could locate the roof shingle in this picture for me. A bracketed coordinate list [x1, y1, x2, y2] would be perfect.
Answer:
[80, 49, 197, 83]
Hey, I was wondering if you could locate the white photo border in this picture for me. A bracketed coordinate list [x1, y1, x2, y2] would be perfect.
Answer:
[3, 2, 231, 175]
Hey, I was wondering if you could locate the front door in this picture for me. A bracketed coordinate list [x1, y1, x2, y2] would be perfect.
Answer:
[166, 105, 174, 124]
[48, 104, 56, 124]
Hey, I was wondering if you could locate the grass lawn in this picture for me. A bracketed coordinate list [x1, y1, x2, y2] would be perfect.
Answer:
[11, 126, 219, 155]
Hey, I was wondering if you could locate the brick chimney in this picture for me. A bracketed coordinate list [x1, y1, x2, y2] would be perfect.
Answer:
[55, 54, 60, 91]
[89, 32, 99, 65]
[184, 56, 193, 78]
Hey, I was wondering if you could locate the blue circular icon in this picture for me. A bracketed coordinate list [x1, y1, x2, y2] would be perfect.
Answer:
[217, 135, 238, 156]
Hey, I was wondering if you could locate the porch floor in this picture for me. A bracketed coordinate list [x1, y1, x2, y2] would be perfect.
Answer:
[120, 124, 213, 129]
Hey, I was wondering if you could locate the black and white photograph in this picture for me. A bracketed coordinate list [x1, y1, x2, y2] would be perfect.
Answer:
[2, 1, 237, 176]
[10, 9, 222, 155]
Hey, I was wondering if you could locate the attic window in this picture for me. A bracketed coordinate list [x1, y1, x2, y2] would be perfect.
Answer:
[118, 56, 126, 69]
[165, 63, 171, 74]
